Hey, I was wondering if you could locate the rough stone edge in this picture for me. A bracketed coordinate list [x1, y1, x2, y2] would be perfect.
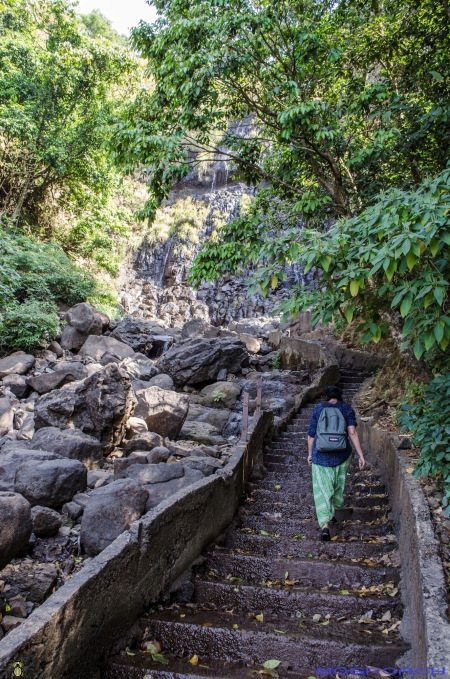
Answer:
[358, 420, 450, 667]
[0, 411, 273, 679]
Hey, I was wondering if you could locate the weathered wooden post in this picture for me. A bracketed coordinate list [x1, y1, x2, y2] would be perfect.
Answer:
[256, 377, 262, 417]
[240, 392, 249, 441]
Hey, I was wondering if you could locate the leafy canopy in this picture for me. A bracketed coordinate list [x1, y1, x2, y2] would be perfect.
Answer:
[114, 0, 450, 224]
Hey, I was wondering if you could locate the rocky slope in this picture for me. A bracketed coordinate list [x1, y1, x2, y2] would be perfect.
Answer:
[0, 302, 311, 640]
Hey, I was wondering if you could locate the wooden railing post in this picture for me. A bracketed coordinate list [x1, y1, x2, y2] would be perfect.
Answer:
[256, 377, 262, 417]
[240, 392, 249, 442]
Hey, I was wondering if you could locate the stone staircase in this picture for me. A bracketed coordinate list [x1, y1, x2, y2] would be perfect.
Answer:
[103, 369, 409, 678]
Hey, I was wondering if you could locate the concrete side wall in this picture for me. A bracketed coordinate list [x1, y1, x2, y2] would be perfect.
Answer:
[358, 421, 450, 666]
[324, 340, 387, 372]
[0, 412, 273, 679]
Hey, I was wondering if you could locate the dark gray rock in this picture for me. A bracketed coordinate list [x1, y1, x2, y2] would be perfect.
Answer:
[1, 374, 30, 399]
[0, 397, 14, 437]
[61, 501, 83, 521]
[113, 454, 147, 480]
[0, 449, 62, 492]
[78, 336, 135, 362]
[157, 337, 248, 386]
[181, 318, 219, 339]
[34, 363, 136, 453]
[15, 458, 87, 507]
[31, 505, 62, 537]
[147, 373, 174, 390]
[111, 317, 162, 354]
[72, 492, 90, 509]
[0, 491, 32, 569]
[125, 417, 148, 437]
[126, 461, 184, 485]
[124, 431, 164, 454]
[146, 446, 170, 464]
[80, 478, 148, 556]
[181, 456, 223, 477]
[144, 468, 204, 511]
[178, 421, 227, 446]
[60, 303, 104, 352]
[87, 469, 113, 488]
[0, 352, 35, 378]
[26, 362, 88, 395]
[133, 386, 189, 439]
[48, 341, 63, 358]
[29, 427, 102, 470]
[120, 353, 158, 381]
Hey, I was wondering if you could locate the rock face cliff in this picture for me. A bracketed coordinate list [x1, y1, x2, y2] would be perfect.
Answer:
[119, 161, 311, 330]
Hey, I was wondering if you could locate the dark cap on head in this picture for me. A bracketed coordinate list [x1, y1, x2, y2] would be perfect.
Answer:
[324, 385, 344, 400]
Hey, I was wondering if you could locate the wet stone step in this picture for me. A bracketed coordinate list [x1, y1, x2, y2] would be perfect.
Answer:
[140, 611, 408, 669]
[239, 515, 394, 540]
[243, 499, 390, 518]
[192, 579, 401, 619]
[204, 551, 401, 589]
[226, 533, 396, 559]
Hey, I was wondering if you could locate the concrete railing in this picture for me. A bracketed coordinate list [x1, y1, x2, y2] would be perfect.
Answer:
[0, 412, 273, 679]
[358, 421, 450, 667]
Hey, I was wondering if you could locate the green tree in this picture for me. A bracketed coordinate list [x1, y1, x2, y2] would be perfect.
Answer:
[0, 0, 138, 231]
[113, 0, 450, 223]
[79, 9, 127, 45]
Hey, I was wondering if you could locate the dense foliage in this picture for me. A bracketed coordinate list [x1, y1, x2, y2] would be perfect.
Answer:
[398, 376, 450, 516]
[114, 0, 450, 223]
[0, 0, 141, 272]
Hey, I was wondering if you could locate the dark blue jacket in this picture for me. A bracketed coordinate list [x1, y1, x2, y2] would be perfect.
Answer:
[308, 400, 357, 467]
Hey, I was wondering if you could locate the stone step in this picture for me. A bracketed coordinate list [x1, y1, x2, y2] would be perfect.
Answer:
[136, 611, 408, 669]
[239, 515, 393, 540]
[226, 533, 396, 559]
[243, 499, 390, 518]
[204, 550, 401, 589]
[192, 579, 401, 619]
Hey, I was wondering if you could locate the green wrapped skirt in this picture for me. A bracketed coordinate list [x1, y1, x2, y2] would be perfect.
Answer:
[311, 456, 352, 528]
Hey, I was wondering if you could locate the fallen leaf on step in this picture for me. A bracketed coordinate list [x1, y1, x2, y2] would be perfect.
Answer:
[203, 622, 213, 627]
[263, 660, 281, 669]
[261, 530, 270, 536]
[125, 648, 135, 656]
[233, 624, 239, 629]
[152, 654, 169, 664]
[381, 610, 391, 621]
[274, 629, 286, 634]
[406, 467, 414, 473]
[189, 655, 199, 665]
[340, 590, 349, 595]
[284, 571, 289, 579]
[275, 485, 281, 490]
[294, 534, 306, 540]
[312, 614, 322, 622]
[320, 621, 330, 626]
[382, 620, 401, 634]
[256, 613, 264, 622]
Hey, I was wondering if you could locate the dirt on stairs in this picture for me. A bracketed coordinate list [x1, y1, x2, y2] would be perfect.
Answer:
[103, 370, 409, 678]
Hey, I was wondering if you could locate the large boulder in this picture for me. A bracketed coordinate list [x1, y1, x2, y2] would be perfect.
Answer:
[157, 337, 248, 386]
[124, 431, 164, 454]
[60, 303, 105, 352]
[34, 363, 136, 452]
[0, 449, 61, 492]
[31, 505, 62, 537]
[133, 386, 189, 439]
[0, 398, 14, 437]
[200, 381, 242, 409]
[126, 461, 184, 485]
[179, 421, 227, 446]
[185, 403, 230, 429]
[78, 336, 134, 362]
[80, 478, 148, 556]
[144, 468, 204, 511]
[29, 427, 102, 470]
[15, 458, 87, 507]
[119, 353, 158, 381]
[2, 374, 30, 399]
[0, 492, 32, 569]
[181, 318, 219, 339]
[181, 456, 223, 477]
[111, 317, 165, 354]
[147, 374, 174, 390]
[0, 352, 35, 378]
[26, 362, 88, 395]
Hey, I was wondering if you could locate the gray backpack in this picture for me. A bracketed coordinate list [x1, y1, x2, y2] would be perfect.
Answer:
[316, 404, 348, 453]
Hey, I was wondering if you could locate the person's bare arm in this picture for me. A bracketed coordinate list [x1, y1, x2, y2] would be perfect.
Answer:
[307, 435, 314, 465]
[348, 425, 365, 470]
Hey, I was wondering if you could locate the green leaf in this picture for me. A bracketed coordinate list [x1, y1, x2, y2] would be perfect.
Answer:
[430, 70, 444, 82]
[350, 280, 359, 297]
[434, 287, 445, 306]
[263, 660, 281, 669]
[413, 340, 424, 360]
[406, 251, 416, 270]
[434, 323, 444, 343]
[345, 306, 354, 323]
[400, 293, 413, 318]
